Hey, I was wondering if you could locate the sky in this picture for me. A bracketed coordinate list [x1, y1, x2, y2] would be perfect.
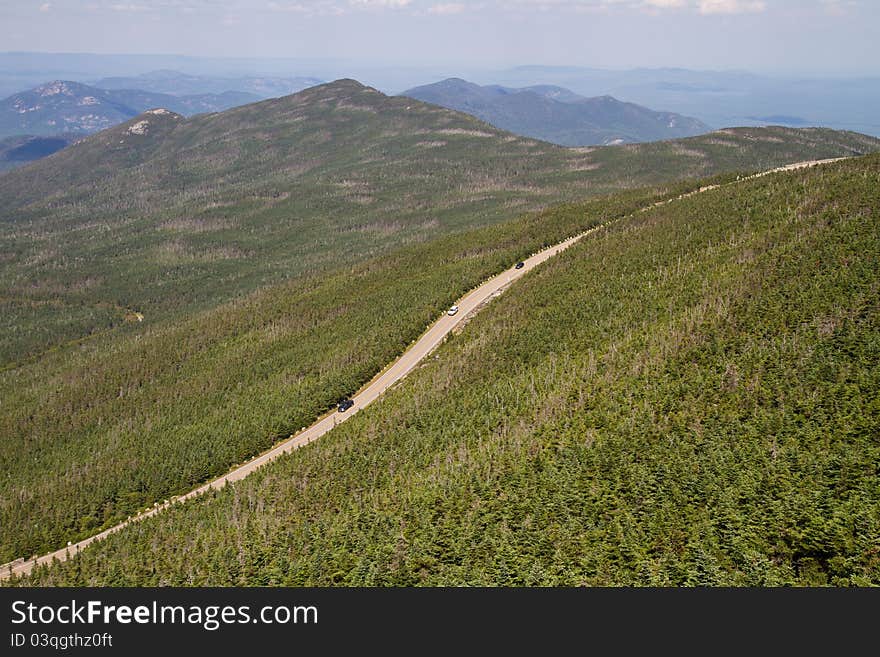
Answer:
[1, 0, 878, 76]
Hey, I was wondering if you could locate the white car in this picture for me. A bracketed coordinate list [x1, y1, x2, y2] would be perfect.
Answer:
[447, 305, 459, 316]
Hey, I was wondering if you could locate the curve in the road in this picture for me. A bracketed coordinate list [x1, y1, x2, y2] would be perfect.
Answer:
[1, 157, 847, 580]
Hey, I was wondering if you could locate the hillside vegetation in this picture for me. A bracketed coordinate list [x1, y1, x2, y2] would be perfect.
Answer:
[2, 79, 875, 369]
[1, 79, 878, 565]
[0, 184, 687, 563]
[9, 154, 879, 586]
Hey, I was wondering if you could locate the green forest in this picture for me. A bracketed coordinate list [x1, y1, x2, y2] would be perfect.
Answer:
[5, 81, 877, 565]
[0, 183, 677, 562]
[9, 154, 878, 586]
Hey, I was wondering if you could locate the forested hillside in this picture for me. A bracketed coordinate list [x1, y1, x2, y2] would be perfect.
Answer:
[0, 184, 690, 563]
[2, 78, 878, 566]
[2, 78, 874, 369]
[10, 155, 879, 586]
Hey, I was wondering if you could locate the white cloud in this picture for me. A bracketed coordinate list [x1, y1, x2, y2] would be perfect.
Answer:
[427, 2, 466, 14]
[446, 0, 773, 16]
[489, 0, 773, 14]
[820, 0, 857, 16]
[643, 0, 686, 8]
[18, 0, 840, 23]
[109, 2, 150, 11]
[266, 1, 345, 16]
[698, 0, 766, 14]
[265, 0, 413, 17]
[348, 0, 411, 7]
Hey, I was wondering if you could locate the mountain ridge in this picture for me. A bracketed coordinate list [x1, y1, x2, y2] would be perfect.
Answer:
[0, 80, 259, 139]
[93, 70, 323, 99]
[401, 77, 711, 146]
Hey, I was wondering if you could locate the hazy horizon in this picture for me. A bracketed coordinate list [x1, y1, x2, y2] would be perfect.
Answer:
[3, 1, 880, 137]
[2, 0, 878, 77]
[4, 51, 880, 80]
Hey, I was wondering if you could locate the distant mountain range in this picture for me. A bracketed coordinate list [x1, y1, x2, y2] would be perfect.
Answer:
[93, 70, 324, 99]
[488, 66, 880, 138]
[401, 78, 710, 146]
[0, 80, 261, 139]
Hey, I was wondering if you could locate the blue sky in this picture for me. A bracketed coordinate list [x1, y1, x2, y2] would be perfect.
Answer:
[2, 0, 877, 75]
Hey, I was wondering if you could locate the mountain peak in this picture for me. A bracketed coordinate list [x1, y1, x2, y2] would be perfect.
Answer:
[143, 108, 182, 118]
[329, 78, 368, 88]
[436, 78, 481, 90]
[33, 80, 85, 97]
[325, 78, 373, 92]
[270, 78, 385, 109]
[291, 78, 378, 101]
[118, 108, 183, 136]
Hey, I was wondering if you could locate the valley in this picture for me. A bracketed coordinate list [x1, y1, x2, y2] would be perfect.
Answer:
[1, 80, 878, 584]
[6, 153, 878, 585]
[1, 157, 850, 581]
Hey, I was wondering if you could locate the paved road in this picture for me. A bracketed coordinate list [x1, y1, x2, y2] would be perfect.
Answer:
[0, 156, 848, 580]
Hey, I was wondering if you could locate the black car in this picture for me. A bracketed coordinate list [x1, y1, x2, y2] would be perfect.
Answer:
[337, 398, 355, 413]
[515, 262, 525, 269]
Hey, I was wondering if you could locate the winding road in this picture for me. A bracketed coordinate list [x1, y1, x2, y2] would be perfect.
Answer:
[1, 157, 847, 580]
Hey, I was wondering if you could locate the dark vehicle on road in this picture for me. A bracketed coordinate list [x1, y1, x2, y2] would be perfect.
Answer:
[515, 262, 525, 269]
[337, 398, 355, 412]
